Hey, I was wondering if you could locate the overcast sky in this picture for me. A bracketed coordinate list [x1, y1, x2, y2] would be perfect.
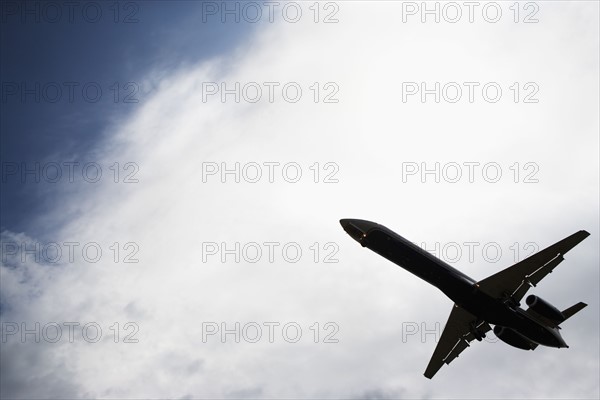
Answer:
[1, 1, 598, 399]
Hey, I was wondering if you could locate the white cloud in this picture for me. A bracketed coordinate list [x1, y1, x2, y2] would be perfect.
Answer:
[1, 2, 598, 398]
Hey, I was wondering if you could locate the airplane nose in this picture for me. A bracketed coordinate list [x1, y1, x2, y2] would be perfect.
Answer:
[339, 219, 378, 245]
[339, 219, 352, 229]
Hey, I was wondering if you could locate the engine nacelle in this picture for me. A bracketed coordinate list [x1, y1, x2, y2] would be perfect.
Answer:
[526, 295, 565, 323]
[493, 326, 536, 350]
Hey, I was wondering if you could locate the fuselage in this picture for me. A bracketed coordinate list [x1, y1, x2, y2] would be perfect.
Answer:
[340, 219, 567, 348]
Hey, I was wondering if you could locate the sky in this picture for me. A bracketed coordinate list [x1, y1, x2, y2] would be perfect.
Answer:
[0, 1, 599, 399]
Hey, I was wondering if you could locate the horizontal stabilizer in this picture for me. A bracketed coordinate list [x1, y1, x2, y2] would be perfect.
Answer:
[561, 302, 587, 322]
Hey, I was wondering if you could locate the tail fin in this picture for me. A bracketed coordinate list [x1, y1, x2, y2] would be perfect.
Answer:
[560, 302, 587, 322]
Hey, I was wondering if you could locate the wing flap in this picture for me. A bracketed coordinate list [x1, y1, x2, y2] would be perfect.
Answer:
[424, 305, 490, 379]
[442, 323, 492, 363]
[511, 255, 564, 301]
[478, 230, 589, 303]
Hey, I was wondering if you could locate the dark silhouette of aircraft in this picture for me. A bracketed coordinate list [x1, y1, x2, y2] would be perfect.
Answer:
[340, 219, 589, 379]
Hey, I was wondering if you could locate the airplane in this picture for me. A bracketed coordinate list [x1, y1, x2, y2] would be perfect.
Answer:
[339, 219, 590, 379]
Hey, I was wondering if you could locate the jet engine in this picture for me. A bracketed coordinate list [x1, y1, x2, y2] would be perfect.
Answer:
[493, 326, 537, 350]
[526, 295, 565, 322]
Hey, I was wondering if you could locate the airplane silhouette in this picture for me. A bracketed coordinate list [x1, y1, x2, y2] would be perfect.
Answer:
[340, 219, 589, 378]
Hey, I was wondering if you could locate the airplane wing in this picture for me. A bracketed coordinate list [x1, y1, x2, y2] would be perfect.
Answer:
[424, 304, 491, 379]
[477, 230, 590, 304]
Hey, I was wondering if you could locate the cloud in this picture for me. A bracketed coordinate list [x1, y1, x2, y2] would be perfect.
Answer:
[1, 2, 598, 398]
